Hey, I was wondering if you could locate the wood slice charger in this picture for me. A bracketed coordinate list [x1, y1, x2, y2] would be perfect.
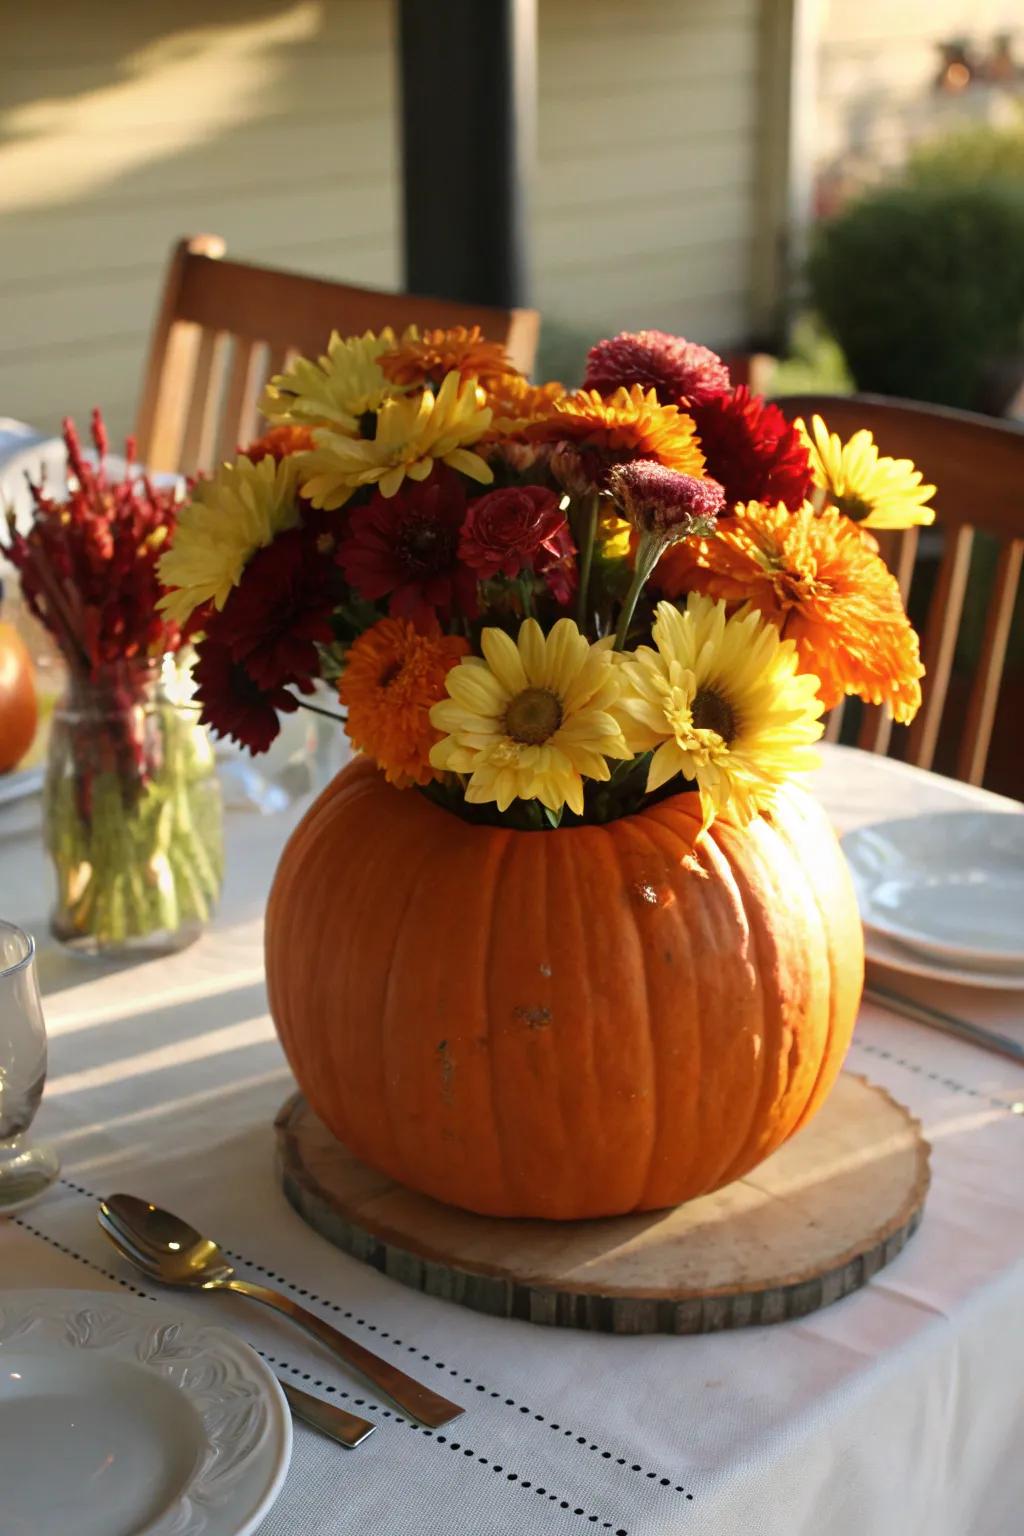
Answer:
[275, 1073, 929, 1335]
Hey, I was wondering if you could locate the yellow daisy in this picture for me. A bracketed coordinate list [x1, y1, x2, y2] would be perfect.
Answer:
[798, 414, 936, 529]
[616, 594, 824, 830]
[429, 618, 631, 814]
[260, 329, 398, 434]
[157, 454, 300, 625]
[300, 370, 495, 509]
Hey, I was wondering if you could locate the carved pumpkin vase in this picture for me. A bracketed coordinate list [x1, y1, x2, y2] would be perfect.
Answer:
[266, 759, 864, 1220]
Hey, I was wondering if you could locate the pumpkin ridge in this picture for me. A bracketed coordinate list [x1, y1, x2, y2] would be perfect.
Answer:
[379, 792, 469, 1193]
[479, 825, 516, 1206]
[604, 821, 659, 1212]
[632, 805, 722, 1202]
[784, 789, 862, 1130]
[709, 819, 787, 1188]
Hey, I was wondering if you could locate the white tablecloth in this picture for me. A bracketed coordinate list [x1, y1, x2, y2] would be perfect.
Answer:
[2, 744, 1023, 1536]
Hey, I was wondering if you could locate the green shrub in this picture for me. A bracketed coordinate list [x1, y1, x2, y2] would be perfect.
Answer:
[807, 181, 1024, 409]
[906, 121, 1024, 189]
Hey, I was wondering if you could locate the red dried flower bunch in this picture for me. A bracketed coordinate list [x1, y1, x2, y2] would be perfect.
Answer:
[2, 411, 183, 679]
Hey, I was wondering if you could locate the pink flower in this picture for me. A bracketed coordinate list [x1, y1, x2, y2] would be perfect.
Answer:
[459, 485, 570, 582]
[608, 460, 724, 539]
[584, 331, 730, 407]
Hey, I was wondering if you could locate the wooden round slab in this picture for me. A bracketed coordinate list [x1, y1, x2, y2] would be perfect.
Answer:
[275, 1074, 929, 1334]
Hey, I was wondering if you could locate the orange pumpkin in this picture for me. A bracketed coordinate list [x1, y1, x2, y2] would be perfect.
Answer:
[266, 758, 864, 1219]
[0, 621, 38, 773]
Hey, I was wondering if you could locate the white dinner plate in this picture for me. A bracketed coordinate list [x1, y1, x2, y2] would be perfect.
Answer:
[843, 811, 1024, 974]
[0, 1289, 291, 1536]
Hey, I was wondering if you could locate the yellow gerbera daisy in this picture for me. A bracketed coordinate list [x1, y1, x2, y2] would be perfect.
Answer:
[798, 414, 936, 529]
[616, 594, 824, 830]
[260, 329, 398, 434]
[157, 454, 300, 625]
[300, 370, 495, 509]
[429, 618, 631, 814]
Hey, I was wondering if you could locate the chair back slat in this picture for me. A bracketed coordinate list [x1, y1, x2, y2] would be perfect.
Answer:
[774, 393, 1024, 786]
[217, 338, 266, 463]
[906, 523, 975, 771]
[178, 328, 228, 477]
[136, 236, 540, 475]
[957, 538, 1024, 785]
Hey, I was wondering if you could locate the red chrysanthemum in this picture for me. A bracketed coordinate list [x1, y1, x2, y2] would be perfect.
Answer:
[688, 387, 812, 511]
[213, 523, 335, 690]
[192, 636, 302, 754]
[584, 330, 730, 407]
[337, 467, 477, 627]
[458, 485, 568, 582]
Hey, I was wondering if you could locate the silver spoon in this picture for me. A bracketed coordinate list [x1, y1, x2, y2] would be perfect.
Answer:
[96, 1217, 375, 1447]
[98, 1192, 464, 1428]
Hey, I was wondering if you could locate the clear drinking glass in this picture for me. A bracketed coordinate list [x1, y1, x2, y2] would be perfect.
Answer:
[0, 921, 59, 1211]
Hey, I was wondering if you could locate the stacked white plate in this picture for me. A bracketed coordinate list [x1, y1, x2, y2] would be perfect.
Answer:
[0, 1290, 291, 1536]
[842, 811, 1024, 991]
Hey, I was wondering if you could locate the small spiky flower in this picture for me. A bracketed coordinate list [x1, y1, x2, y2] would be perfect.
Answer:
[608, 460, 724, 541]
[584, 330, 730, 407]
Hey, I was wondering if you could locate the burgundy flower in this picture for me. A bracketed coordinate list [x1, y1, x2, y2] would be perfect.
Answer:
[535, 521, 578, 606]
[192, 636, 301, 755]
[337, 467, 477, 628]
[584, 331, 730, 408]
[214, 524, 334, 690]
[608, 460, 724, 540]
[689, 387, 813, 510]
[459, 485, 569, 582]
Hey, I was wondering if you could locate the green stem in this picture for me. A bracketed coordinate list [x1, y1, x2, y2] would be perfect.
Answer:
[574, 492, 600, 631]
[290, 695, 347, 725]
[519, 576, 535, 620]
[614, 533, 665, 650]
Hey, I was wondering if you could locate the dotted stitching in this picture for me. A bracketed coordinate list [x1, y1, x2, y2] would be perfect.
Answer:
[54, 1173, 694, 1501]
[264, 1352, 625, 1528]
[850, 1039, 1023, 1114]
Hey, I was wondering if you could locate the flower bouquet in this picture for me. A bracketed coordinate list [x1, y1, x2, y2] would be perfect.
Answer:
[160, 325, 930, 1218]
[3, 415, 223, 956]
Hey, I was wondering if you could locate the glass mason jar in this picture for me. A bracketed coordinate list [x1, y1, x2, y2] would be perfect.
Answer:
[43, 655, 223, 957]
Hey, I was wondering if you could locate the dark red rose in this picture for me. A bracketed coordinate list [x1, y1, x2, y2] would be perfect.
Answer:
[459, 485, 569, 582]
[534, 521, 578, 606]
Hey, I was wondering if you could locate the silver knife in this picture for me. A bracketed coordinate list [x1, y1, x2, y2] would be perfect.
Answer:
[280, 1378, 376, 1447]
[865, 982, 1024, 1067]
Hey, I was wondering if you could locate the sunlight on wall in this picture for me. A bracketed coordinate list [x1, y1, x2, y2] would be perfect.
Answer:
[1, 1, 322, 213]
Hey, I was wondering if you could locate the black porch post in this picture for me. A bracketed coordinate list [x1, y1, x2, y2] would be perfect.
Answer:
[397, 0, 536, 307]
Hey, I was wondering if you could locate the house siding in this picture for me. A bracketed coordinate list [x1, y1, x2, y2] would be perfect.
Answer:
[0, 0, 762, 442]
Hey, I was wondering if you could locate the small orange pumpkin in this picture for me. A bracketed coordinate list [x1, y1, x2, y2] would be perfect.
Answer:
[0, 621, 38, 773]
[266, 759, 864, 1219]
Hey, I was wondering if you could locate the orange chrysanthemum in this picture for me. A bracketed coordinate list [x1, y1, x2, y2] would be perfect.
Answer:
[658, 501, 923, 722]
[339, 617, 470, 786]
[485, 373, 567, 434]
[525, 385, 706, 479]
[379, 325, 516, 391]
[243, 424, 316, 463]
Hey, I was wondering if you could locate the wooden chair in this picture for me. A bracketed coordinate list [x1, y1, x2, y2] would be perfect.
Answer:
[134, 235, 541, 478]
[773, 393, 1024, 787]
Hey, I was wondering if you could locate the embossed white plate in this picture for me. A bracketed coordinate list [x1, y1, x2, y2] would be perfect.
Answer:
[0, 1289, 291, 1536]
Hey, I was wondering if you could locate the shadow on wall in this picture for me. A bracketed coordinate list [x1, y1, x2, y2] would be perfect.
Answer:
[0, 0, 400, 441]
